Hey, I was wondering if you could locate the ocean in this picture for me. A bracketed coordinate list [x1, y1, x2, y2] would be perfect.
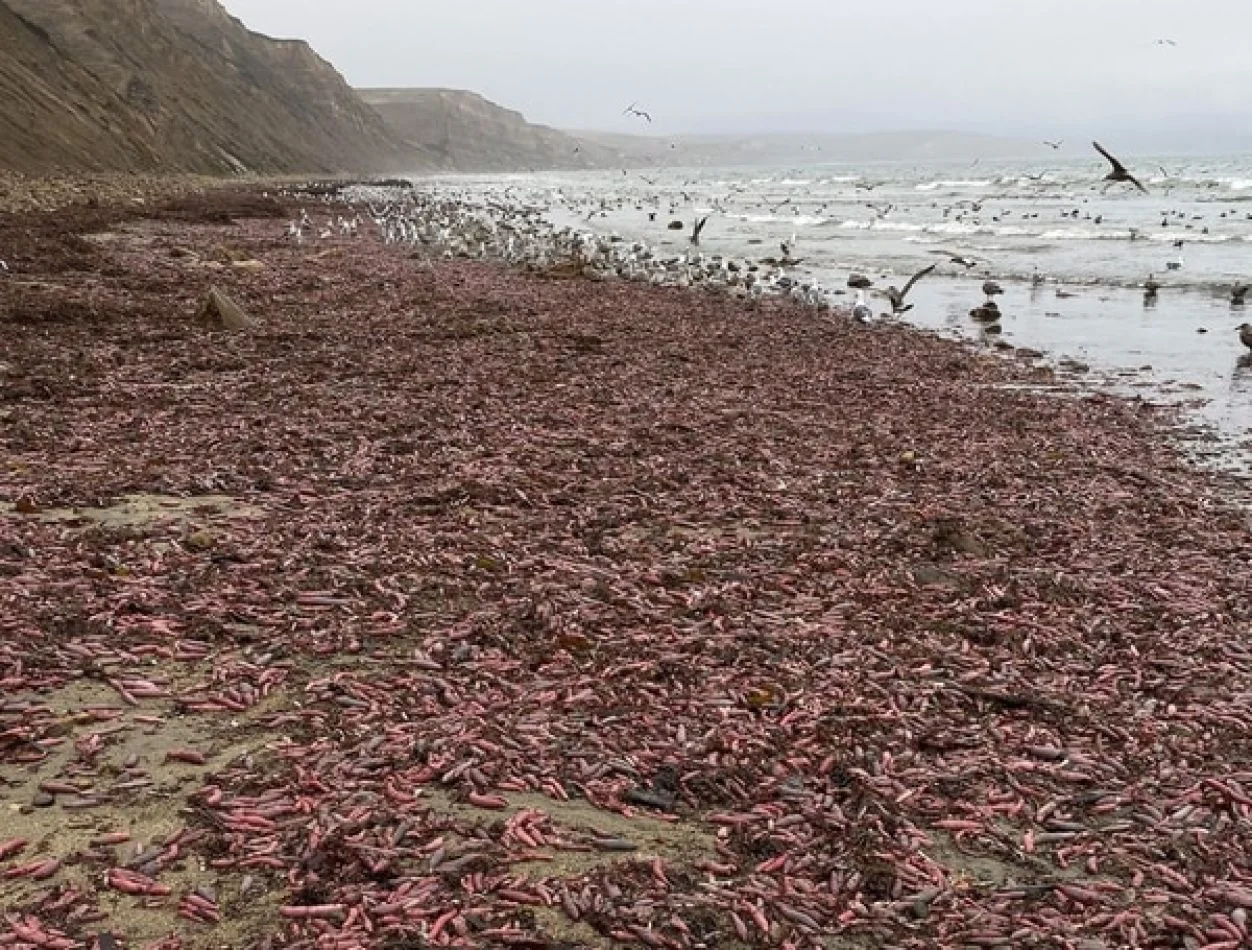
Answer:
[420, 154, 1252, 470]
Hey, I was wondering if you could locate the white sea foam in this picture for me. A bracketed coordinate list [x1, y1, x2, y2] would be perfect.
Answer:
[915, 179, 993, 192]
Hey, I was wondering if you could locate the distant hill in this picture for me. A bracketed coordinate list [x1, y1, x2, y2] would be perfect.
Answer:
[0, 0, 414, 175]
[359, 88, 621, 173]
[572, 130, 1056, 167]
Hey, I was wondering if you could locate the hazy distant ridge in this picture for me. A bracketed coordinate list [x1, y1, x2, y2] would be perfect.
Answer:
[570, 130, 1056, 167]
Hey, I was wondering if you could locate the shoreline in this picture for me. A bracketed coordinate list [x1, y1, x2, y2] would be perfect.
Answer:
[3, 185, 1252, 948]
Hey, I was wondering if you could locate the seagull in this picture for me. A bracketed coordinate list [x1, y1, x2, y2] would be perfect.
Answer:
[982, 280, 1004, 299]
[847, 273, 873, 289]
[1166, 240, 1184, 271]
[1093, 142, 1148, 194]
[930, 250, 979, 269]
[690, 216, 709, 246]
[623, 103, 652, 123]
[852, 289, 873, 324]
[970, 301, 1001, 322]
[1232, 282, 1249, 306]
[1043, 140, 1063, 150]
[880, 263, 937, 314]
[1155, 38, 1177, 47]
[1239, 323, 1252, 350]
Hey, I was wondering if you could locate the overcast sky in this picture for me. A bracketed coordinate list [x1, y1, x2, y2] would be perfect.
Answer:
[218, 1, 1252, 139]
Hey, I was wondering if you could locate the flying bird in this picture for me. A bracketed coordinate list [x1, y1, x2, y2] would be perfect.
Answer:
[623, 102, 652, 123]
[880, 263, 937, 314]
[1093, 141, 1148, 194]
[690, 216, 709, 246]
[1155, 38, 1177, 46]
[1043, 140, 1063, 150]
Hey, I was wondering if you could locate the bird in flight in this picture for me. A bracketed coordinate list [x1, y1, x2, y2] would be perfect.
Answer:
[690, 216, 709, 246]
[1043, 140, 1063, 150]
[879, 263, 937, 314]
[1093, 141, 1147, 194]
[1155, 38, 1177, 46]
[623, 102, 652, 123]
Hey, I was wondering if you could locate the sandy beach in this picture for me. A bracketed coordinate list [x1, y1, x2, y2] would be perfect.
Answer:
[3, 186, 1252, 949]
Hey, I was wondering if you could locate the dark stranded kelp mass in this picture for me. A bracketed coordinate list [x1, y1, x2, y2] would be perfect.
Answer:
[2, 186, 1252, 949]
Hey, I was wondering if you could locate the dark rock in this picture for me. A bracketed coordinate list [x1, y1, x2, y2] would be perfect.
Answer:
[623, 787, 676, 811]
[931, 518, 990, 558]
[196, 286, 253, 331]
[911, 563, 962, 588]
[32, 790, 54, 807]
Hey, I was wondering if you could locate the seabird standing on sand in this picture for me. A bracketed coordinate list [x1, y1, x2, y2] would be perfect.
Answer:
[847, 273, 873, 289]
[1232, 283, 1249, 306]
[982, 279, 1004, 300]
[880, 263, 937, 315]
[1238, 324, 1252, 350]
[623, 103, 652, 123]
[852, 290, 873, 324]
[1093, 142, 1148, 194]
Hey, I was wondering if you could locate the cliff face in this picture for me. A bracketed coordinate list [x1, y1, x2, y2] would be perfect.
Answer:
[0, 0, 417, 175]
[359, 88, 620, 172]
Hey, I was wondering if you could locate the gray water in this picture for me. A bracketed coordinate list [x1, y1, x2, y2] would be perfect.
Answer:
[422, 155, 1252, 470]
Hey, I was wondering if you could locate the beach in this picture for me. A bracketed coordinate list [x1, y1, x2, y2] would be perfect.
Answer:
[3, 185, 1252, 949]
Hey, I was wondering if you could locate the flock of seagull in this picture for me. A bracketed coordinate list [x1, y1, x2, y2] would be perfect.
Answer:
[266, 137, 1252, 354]
[284, 184, 840, 310]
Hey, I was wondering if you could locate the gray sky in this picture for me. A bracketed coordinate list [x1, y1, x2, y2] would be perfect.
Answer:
[219, 0, 1252, 139]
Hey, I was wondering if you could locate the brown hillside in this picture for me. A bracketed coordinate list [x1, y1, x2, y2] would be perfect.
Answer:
[0, 0, 417, 175]
[359, 88, 621, 172]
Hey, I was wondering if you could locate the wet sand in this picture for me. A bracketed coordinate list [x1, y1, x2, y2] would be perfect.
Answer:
[3, 187, 1252, 949]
